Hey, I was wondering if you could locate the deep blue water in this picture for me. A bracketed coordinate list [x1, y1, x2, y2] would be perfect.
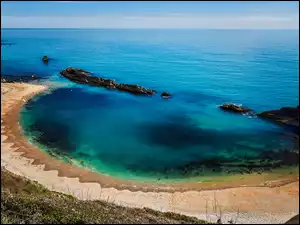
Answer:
[2, 29, 299, 182]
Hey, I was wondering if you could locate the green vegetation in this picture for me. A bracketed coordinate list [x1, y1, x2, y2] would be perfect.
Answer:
[1, 168, 208, 224]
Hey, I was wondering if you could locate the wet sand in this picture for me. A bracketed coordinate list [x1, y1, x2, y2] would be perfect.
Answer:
[1, 82, 299, 224]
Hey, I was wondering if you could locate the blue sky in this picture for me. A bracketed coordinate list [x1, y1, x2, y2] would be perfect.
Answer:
[1, 1, 299, 29]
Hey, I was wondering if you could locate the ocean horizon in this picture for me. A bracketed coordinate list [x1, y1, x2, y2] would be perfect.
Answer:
[2, 28, 299, 30]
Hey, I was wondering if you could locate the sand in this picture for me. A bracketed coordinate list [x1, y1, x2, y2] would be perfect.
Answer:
[1, 82, 299, 224]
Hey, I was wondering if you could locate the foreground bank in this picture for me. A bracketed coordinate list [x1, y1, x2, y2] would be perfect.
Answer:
[1, 168, 208, 224]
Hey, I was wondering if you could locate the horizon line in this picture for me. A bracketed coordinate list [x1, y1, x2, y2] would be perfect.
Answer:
[1, 28, 299, 30]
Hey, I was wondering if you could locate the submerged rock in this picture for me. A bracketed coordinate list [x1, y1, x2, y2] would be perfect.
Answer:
[1, 43, 12, 46]
[161, 92, 172, 99]
[60, 67, 157, 96]
[219, 103, 253, 114]
[257, 106, 299, 134]
[42, 56, 49, 63]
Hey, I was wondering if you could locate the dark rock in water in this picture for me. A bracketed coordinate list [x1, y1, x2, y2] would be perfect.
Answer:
[42, 56, 49, 63]
[140, 122, 204, 149]
[1, 42, 13, 46]
[137, 113, 231, 150]
[257, 106, 299, 135]
[259, 149, 299, 166]
[30, 117, 74, 154]
[220, 103, 253, 114]
[172, 149, 299, 176]
[1, 74, 44, 83]
[161, 92, 172, 99]
[60, 67, 157, 96]
[116, 83, 154, 95]
[64, 67, 92, 77]
[258, 106, 299, 120]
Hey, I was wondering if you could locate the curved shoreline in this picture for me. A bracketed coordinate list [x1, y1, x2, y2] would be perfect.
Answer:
[2, 82, 299, 192]
[1, 82, 299, 223]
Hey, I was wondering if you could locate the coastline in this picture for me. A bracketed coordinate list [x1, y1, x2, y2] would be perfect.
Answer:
[1, 82, 299, 223]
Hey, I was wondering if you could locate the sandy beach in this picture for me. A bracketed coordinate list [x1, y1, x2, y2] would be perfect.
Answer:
[1, 82, 299, 224]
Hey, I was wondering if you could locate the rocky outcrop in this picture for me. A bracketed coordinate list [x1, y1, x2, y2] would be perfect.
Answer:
[1, 74, 43, 83]
[257, 106, 299, 134]
[161, 92, 172, 99]
[116, 83, 156, 95]
[42, 56, 49, 63]
[219, 103, 253, 114]
[60, 67, 156, 96]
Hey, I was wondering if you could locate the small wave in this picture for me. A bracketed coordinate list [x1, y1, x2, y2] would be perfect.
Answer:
[241, 112, 257, 118]
[231, 103, 243, 107]
[216, 102, 242, 108]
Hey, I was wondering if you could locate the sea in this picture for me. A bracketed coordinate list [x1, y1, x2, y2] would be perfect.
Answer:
[1, 29, 299, 183]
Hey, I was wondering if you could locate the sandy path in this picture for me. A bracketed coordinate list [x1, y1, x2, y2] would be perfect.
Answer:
[1, 82, 299, 224]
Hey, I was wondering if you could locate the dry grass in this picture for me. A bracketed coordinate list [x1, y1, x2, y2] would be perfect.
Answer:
[1, 168, 208, 224]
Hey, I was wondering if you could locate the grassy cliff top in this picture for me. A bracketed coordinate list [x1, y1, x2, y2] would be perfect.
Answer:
[1, 168, 208, 224]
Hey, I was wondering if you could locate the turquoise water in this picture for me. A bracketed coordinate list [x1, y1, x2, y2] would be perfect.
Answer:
[2, 29, 299, 182]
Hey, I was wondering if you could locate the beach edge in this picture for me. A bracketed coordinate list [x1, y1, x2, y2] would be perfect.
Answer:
[1, 82, 299, 224]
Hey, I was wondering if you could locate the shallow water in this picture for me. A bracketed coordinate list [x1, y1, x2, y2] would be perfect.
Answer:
[2, 29, 299, 182]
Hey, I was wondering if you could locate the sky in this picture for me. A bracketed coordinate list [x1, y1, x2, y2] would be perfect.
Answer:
[1, 1, 299, 29]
